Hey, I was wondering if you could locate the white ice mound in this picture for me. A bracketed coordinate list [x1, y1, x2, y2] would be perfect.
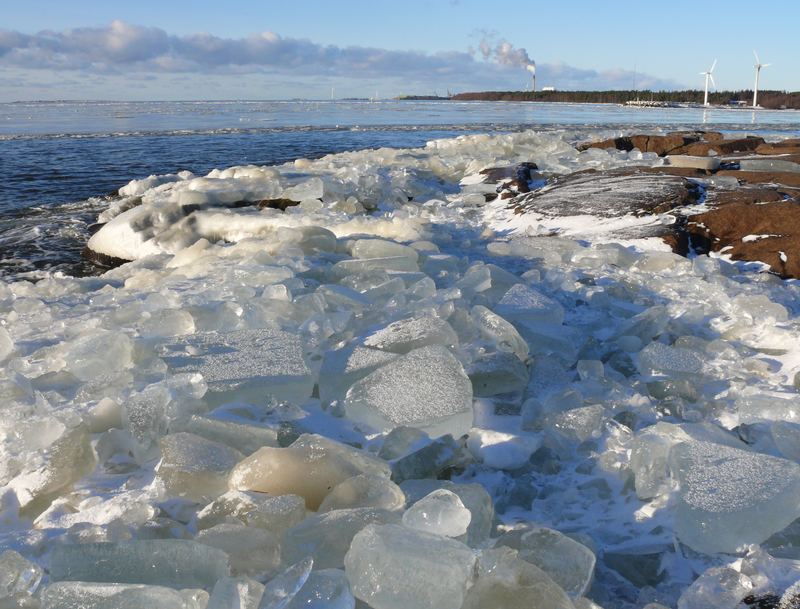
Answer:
[228, 434, 390, 510]
[344, 523, 476, 609]
[344, 345, 473, 436]
[671, 441, 800, 554]
[161, 328, 313, 405]
[401, 489, 472, 537]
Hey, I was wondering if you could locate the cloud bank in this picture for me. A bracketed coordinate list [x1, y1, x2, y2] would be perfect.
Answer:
[0, 21, 684, 93]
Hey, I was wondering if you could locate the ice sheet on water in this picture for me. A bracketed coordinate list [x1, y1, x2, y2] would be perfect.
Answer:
[344, 345, 473, 437]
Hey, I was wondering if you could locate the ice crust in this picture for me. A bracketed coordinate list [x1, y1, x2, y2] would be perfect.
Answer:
[6, 127, 800, 608]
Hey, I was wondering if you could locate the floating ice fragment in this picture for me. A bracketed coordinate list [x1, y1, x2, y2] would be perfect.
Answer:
[49, 540, 229, 589]
[671, 441, 800, 553]
[344, 345, 473, 437]
[344, 523, 476, 609]
[228, 434, 390, 510]
[402, 489, 471, 537]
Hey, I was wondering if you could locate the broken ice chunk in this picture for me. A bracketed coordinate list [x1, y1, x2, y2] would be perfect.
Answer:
[41, 582, 206, 609]
[161, 329, 313, 405]
[676, 566, 753, 609]
[377, 426, 429, 460]
[400, 480, 493, 548]
[0, 549, 43, 599]
[318, 345, 399, 406]
[351, 239, 419, 263]
[283, 507, 400, 570]
[157, 432, 244, 502]
[362, 315, 459, 354]
[64, 330, 133, 382]
[671, 441, 800, 553]
[179, 415, 279, 455]
[208, 576, 265, 609]
[318, 474, 405, 513]
[637, 342, 704, 379]
[331, 257, 419, 278]
[465, 547, 574, 609]
[390, 434, 473, 483]
[344, 523, 476, 609]
[495, 284, 564, 326]
[402, 489, 471, 537]
[470, 305, 529, 362]
[737, 395, 800, 425]
[196, 523, 280, 576]
[228, 434, 390, 510]
[344, 345, 473, 437]
[197, 491, 306, 533]
[49, 540, 229, 589]
[467, 350, 529, 397]
[257, 558, 313, 609]
[9, 422, 95, 511]
[286, 569, 354, 609]
[495, 526, 596, 598]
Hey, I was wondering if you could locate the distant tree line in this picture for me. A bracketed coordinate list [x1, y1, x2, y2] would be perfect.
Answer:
[448, 90, 800, 109]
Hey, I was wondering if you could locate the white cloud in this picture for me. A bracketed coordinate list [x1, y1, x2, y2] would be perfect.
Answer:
[0, 21, 685, 92]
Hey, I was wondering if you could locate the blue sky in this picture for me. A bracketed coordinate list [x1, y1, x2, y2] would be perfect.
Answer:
[1, 0, 797, 101]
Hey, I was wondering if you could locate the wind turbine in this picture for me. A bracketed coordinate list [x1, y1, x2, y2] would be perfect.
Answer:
[700, 59, 717, 107]
[752, 50, 771, 108]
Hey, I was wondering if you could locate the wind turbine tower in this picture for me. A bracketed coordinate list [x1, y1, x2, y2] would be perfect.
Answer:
[700, 59, 717, 107]
[752, 50, 771, 108]
[526, 62, 536, 93]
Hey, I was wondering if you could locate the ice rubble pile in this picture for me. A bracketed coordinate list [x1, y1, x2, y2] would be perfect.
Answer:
[2, 130, 800, 608]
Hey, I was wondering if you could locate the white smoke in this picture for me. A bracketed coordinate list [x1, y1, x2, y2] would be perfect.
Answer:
[479, 37, 535, 75]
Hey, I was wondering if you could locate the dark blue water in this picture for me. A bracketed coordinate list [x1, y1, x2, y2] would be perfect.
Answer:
[3, 100, 800, 279]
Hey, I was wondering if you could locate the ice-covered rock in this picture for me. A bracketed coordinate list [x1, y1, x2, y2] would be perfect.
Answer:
[318, 474, 405, 512]
[157, 432, 244, 502]
[344, 345, 473, 437]
[671, 441, 800, 553]
[495, 526, 595, 598]
[344, 523, 476, 609]
[49, 540, 229, 589]
[228, 434, 390, 510]
[283, 507, 400, 569]
[401, 489, 471, 537]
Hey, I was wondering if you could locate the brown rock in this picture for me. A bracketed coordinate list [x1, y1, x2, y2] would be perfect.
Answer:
[671, 137, 766, 156]
[706, 187, 784, 206]
[257, 198, 301, 211]
[684, 200, 800, 278]
[716, 170, 800, 188]
[579, 134, 696, 156]
[756, 138, 800, 155]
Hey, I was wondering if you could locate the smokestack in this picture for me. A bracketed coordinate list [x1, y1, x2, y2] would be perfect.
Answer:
[526, 62, 536, 93]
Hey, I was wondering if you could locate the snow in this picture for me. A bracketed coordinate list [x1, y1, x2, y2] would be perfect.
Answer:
[5, 127, 800, 608]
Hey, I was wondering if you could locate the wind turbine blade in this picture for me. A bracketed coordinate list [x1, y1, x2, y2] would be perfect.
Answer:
[709, 74, 716, 88]
[699, 72, 707, 76]
[762, 63, 772, 68]
[754, 50, 760, 65]
[710, 59, 717, 72]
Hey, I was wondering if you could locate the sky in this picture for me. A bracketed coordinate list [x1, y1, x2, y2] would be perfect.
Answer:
[1, 0, 797, 101]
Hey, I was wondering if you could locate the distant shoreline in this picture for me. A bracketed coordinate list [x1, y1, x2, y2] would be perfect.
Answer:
[399, 90, 800, 110]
